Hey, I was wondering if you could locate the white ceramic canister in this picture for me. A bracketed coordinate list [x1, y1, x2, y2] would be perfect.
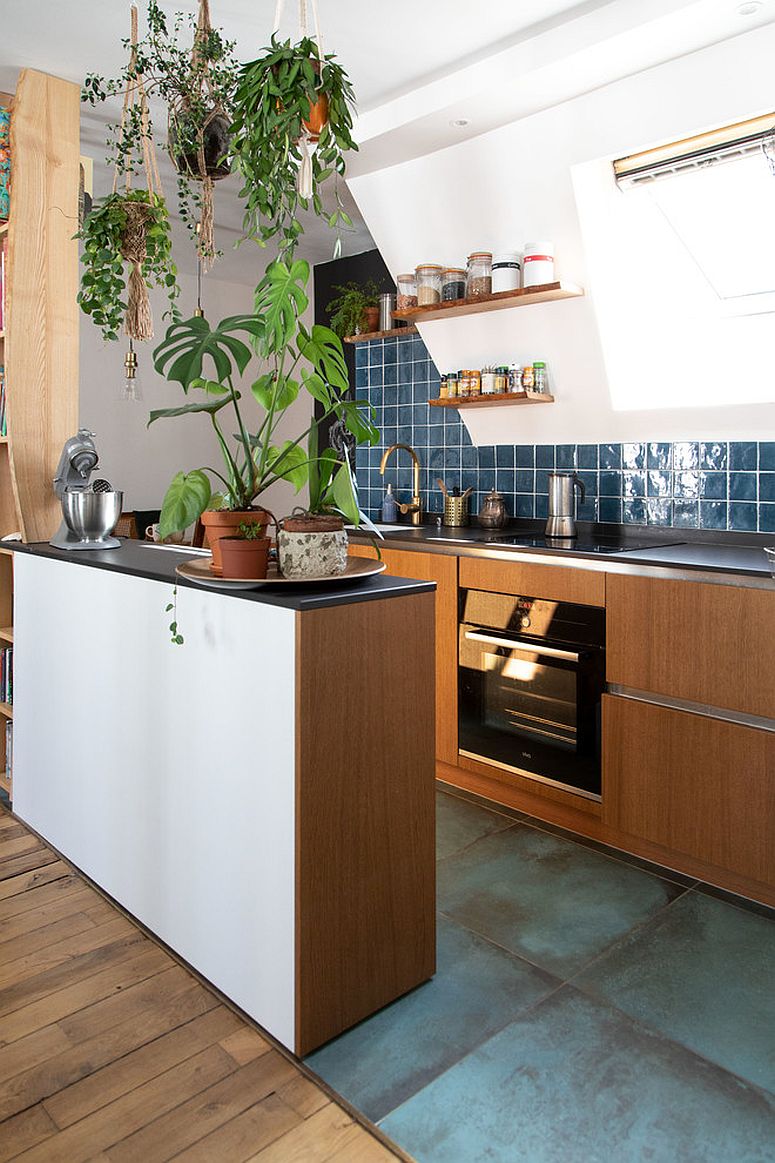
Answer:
[522, 241, 555, 288]
[492, 251, 522, 293]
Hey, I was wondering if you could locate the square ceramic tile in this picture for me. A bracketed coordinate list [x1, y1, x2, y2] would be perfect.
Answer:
[380, 988, 775, 1163]
[575, 890, 775, 1094]
[306, 916, 558, 1123]
[438, 824, 683, 977]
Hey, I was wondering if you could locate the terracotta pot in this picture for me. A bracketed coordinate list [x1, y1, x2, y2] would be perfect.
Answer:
[201, 509, 271, 574]
[219, 536, 270, 580]
[303, 60, 329, 142]
[361, 306, 380, 333]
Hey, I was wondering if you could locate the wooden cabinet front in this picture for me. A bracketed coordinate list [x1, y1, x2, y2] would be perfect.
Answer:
[459, 556, 605, 607]
[603, 694, 775, 887]
[349, 544, 458, 764]
[607, 575, 775, 718]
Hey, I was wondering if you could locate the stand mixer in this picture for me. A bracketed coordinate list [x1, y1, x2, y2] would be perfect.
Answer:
[49, 430, 123, 550]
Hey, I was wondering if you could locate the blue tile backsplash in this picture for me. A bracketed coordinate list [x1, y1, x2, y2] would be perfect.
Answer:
[354, 334, 775, 534]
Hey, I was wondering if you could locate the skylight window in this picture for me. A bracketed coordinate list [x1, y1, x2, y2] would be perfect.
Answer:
[572, 116, 775, 413]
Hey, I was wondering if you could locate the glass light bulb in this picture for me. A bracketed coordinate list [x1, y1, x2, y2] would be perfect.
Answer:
[121, 346, 143, 402]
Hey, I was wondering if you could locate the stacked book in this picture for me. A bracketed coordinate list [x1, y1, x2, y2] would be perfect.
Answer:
[4, 721, 11, 783]
[0, 366, 6, 436]
[1, 645, 11, 705]
[0, 105, 9, 221]
[0, 234, 5, 330]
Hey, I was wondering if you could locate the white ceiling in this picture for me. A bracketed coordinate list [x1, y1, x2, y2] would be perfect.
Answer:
[1, 0, 773, 281]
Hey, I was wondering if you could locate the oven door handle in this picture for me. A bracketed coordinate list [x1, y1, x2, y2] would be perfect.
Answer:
[464, 630, 580, 662]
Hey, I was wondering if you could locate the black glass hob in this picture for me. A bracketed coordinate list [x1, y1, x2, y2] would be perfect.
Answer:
[484, 534, 681, 554]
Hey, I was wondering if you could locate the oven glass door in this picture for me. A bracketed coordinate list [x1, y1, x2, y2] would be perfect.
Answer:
[459, 625, 602, 797]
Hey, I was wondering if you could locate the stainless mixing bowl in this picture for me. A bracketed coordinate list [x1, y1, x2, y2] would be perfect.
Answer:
[61, 490, 123, 543]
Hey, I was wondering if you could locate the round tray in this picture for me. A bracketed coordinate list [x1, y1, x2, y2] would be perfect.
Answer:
[175, 555, 386, 590]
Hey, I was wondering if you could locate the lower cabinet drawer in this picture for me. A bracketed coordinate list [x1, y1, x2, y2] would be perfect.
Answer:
[603, 693, 775, 886]
[459, 556, 605, 607]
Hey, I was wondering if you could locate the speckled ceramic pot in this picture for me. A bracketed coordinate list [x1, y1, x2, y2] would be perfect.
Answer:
[277, 515, 349, 578]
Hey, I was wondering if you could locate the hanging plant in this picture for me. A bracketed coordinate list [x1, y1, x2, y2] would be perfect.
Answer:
[83, 0, 239, 268]
[78, 5, 178, 342]
[230, 34, 357, 260]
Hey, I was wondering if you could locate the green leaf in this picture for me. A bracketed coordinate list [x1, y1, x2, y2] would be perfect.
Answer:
[266, 440, 308, 491]
[190, 378, 231, 397]
[253, 260, 309, 356]
[153, 314, 264, 389]
[298, 324, 349, 394]
[159, 470, 212, 537]
[300, 368, 333, 409]
[147, 396, 232, 425]
[250, 373, 300, 412]
[330, 459, 360, 525]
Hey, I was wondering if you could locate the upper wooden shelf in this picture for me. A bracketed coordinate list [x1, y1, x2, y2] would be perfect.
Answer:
[0, 702, 12, 719]
[0, 626, 12, 644]
[344, 325, 417, 344]
[0, 222, 7, 236]
[429, 391, 555, 410]
[392, 281, 583, 324]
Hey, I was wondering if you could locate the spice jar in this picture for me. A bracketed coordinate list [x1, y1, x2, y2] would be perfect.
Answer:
[415, 264, 443, 305]
[396, 273, 417, 310]
[446, 371, 458, 398]
[494, 366, 509, 394]
[465, 252, 492, 299]
[521, 365, 535, 392]
[492, 251, 521, 293]
[508, 364, 523, 393]
[533, 361, 549, 395]
[457, 370, 469, 398]
[469, 369, 481, 397]
[441, 267, 466, 301]
[439, 374, 449, 400]
[481, 366, 497, 395]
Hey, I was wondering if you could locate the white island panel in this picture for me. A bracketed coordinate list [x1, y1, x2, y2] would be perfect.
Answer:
[13, 552, 297, 1048]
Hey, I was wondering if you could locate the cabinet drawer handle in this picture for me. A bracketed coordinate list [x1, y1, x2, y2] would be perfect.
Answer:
[464, 630, 580, 662]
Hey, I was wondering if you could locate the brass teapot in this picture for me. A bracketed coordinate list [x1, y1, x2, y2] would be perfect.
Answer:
[478, 488, 508, 529]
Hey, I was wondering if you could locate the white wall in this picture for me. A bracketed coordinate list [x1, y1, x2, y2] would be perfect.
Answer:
[79, 268, 313, 519]
[347, 21, 775, 446]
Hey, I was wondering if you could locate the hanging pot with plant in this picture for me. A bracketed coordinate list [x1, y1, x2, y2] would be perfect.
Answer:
[78, 6, 179, 342]
[230, 0, 357, 261]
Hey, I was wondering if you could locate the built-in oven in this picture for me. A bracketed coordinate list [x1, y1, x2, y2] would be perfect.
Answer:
[458, 589, 605, 799]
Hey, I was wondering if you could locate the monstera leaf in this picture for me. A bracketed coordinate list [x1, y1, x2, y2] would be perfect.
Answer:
[158, 470, 213, 538]
[265, 441, 308, 491]
[251, 373, 300, 412]
[153, 314, 265, 390]
[297, 323, 349, 393]
[254, 260, 309, 356]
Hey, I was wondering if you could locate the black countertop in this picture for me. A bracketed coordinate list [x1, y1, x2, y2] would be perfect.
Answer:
[11, 540, 436, 611]
[350, 522, 775, 582]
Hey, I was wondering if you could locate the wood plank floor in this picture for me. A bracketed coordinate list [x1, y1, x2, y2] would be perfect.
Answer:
[0, 809, 407, 1162]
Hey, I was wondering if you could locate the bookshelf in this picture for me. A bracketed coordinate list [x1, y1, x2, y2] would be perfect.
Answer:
[0, 71, 81, 802]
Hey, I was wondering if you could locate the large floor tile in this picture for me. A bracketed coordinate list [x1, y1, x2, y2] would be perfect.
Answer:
[575, 890, 775, 1094]
[306, 916, 558, 1123]
[381, 987, 775, 1163]
[438, 823, 682, 978]
[436, 790, 514, 861]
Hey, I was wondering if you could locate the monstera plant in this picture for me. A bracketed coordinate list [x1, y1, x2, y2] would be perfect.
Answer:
[150, 258, 378, 564]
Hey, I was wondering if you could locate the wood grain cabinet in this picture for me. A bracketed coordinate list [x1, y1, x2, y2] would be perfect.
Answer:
[349, 544, 458, 764]
[603, 694, 775, 889]
[607, 574, 775, 718]
[459, 556, 605, 607]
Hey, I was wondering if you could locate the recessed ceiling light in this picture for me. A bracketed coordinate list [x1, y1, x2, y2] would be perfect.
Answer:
[737, 1, 762, 14]
[450, 118, 470, 128]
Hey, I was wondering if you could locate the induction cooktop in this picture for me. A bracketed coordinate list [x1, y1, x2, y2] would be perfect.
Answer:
[485, 534, 682, 554]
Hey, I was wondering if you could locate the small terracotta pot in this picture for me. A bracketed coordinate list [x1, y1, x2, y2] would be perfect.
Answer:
[361, 306, 380, 334]
[201, 509, 271, 574]
[219, 536, 270, 580]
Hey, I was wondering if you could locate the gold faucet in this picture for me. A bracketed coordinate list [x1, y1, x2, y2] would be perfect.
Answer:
[379, 443, 423, 525]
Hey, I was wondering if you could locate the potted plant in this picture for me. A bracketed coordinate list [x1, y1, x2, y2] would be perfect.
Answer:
[230, 34, 357, 260]
[326, 280, 382, 339]
[77, 188, 179, 343]
[150, 258, 379, 573]
[219, 519, 271, 580]
[83, 0, 239, 267]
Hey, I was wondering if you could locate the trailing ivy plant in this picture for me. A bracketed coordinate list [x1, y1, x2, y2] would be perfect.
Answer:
[230, 35, 357, 260]
[77, 189, 179, 343]
[150, 258, 378, 537]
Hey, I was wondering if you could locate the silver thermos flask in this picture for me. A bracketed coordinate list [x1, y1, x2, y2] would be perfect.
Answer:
[545, 471, 585, 538]
[379, 293, 396, 332]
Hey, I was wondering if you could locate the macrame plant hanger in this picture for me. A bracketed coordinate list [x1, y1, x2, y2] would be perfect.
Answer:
[114, 4, 163, 342]
[170, 0, 225, 270]
[273, 0, 324, 200]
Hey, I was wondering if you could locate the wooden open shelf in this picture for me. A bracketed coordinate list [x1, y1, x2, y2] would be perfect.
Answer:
[429, 391, 555, 410]
[0, 222, 7, 236]
[0, 702, 13, 719]
[0, 626, 12, 644]
[393, 281, 583, 324]
[344, 324, 417, 344]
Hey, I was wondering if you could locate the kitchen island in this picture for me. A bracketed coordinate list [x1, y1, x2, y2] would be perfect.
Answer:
[10, 541, 437, 1055]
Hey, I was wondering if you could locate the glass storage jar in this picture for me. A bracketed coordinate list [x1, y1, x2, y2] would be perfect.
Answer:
[396, 273, 417, 310]
[415, 264, 443, 306]
[465, 252, 492, 299]
[441, 267, 466, 301]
